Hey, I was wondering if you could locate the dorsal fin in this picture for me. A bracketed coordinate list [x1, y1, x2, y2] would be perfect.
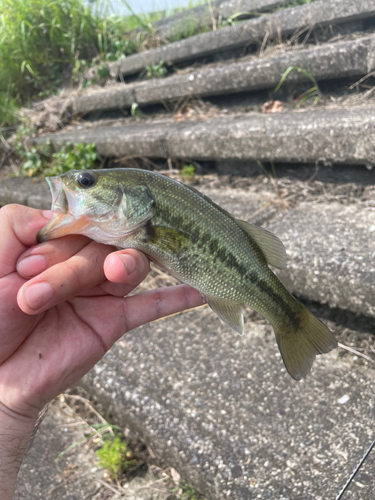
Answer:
[236, 219, 287, 269]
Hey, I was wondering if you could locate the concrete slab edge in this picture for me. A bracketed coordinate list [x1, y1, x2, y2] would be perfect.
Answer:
[108, 0, 375, 79]
[31, 106, 375, 166]
[75, 35, 375, 115]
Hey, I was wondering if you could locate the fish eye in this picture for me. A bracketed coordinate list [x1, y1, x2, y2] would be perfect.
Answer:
[76, 172, 96, 189]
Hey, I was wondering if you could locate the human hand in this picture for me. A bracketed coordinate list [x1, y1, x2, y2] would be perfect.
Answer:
[0, 204, 203, 421]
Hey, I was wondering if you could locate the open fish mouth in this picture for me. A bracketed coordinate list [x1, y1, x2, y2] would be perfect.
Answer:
[37, 176, 90, 242]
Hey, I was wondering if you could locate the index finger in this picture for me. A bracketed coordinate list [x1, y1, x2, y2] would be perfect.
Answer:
[0, 205, 54, 278]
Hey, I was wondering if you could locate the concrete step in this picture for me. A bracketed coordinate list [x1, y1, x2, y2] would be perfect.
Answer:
[15, 396, 175, 499]
[79, 310, 375, 500]
[14, 399, 105, 499]
[31, 106, 375, 166]
[148, 0, 286, 41]
[107, 0, 375, 80]
[74, 35, 375, 116]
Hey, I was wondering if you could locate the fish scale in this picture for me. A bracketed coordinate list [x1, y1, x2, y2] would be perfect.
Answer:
[38, 168, 337, 380]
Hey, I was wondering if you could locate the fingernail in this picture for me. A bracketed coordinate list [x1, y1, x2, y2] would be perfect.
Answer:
[118, 254, 136, 275]
[17, 255, 47, 277]
[23, 282, 54, 310]
[42, 210, 55, 220]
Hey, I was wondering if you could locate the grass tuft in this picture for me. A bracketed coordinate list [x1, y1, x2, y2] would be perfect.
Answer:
[0, 0, 163, 122]
[96, 436, 136, 480]
[274, 65, 321, 107]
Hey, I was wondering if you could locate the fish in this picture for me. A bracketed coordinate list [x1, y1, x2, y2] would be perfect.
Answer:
[38, 168, 337, 380]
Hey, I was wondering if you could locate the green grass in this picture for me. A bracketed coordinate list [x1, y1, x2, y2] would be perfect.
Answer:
[0, 88, 19, 127]
[0, 0, 165, 123]
[181, 163, 196, 179]
[96, 436, 135, 480]
[146, 61, 167, 79]
[274, 65, 321, 107]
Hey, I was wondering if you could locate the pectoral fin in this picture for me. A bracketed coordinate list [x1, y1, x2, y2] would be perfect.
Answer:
[236, 219, 287, 269]
[121, 184, 154, 228]
[206, 297, 244, 336]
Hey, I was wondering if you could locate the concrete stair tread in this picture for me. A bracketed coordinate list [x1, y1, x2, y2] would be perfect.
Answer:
[80, 308, 375, 500]
[74, 34, 375, 115]
[106, 0, 375, 79]
[147, 0, 286, 40]
[32, 106, 375, 165]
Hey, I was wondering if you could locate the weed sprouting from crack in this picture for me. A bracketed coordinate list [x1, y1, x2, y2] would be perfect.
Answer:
[274, 65, 321, 107]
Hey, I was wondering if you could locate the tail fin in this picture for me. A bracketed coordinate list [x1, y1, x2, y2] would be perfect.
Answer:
[275, 303, 337, 381]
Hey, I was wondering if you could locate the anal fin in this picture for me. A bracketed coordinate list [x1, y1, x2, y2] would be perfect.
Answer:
[206, 297, 244, 336]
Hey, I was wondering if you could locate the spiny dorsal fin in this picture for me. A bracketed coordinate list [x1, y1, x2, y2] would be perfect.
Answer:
[206, 297, 244, 336]
[236, 219, 287, 270]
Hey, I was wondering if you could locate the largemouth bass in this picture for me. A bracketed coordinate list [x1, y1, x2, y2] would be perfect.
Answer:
[38, 168, 337, 380]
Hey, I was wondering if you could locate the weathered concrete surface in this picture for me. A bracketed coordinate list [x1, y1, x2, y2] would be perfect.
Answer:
[14, 400, 104, 499]
[109, 0, 375, 79]
[79, 310, 375, 500]
[75, 35, 375, 114]
[218, 0, 286, 18]
[268, 201, 375, 318]
[150, 0, 285, 40]
[0, 176, 51, 209]
[14, 398, 175, 499]
[32, 107, 375, 165]
[149, 0, 219, 41]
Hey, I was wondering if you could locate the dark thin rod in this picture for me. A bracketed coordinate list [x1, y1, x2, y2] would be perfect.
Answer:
[335, 438, 375, 500]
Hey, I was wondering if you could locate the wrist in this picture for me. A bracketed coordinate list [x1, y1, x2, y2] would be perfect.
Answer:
[0, 402, 37, 500]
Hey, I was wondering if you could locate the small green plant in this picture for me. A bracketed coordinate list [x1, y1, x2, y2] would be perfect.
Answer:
[181, 164, 195, 179]
[104, 39, 136, 61]
[274, 65, 321, 107]
[97, 64, 110, 79]
[131, 102, 142, 118]
[146, 61, 167, 79]
[172, 482, 207, 500]
[47, 142, 100, 176]
[19, 141, 100, 177]
[55, 422, 119, 470]
[96, 436, 135, 480]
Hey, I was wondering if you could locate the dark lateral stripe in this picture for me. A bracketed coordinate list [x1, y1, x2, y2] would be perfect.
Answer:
[155, 204, 299, 330]
[248, 271, 300, 330]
